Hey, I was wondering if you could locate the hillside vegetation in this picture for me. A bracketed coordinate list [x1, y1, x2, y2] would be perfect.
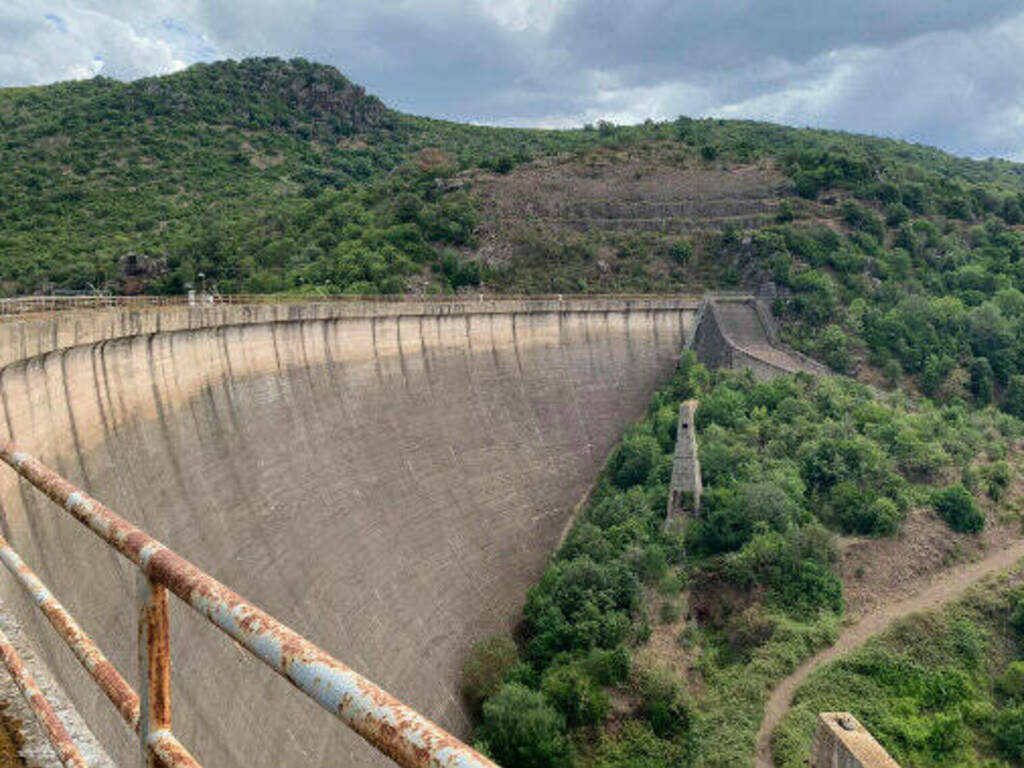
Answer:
[462, 356, 1022, 768]
[773, 570, 1024, 767]
[2, 57, 1023, 297]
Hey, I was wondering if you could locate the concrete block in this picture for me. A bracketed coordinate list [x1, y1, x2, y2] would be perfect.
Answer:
[811, 712, 901, 768]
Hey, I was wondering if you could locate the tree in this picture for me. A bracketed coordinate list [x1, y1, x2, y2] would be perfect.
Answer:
[609, 435, 661, 489]
[476, 684, 573, 768]
[969, 357, 994, 404]
[1003, 375, 1024, 419]
[461, 634, 519, 716]
[541, 664, 610, 727]
[933, 485, 984, 533]
[818, 325, 850, 373]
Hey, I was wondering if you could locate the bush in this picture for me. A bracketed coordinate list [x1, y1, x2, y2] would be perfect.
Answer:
[582, 646, 631, 685]
[476, 684, 573, 768]
[996, 661, 1024, 701]
[884, 202, 910, 227]
[670, 238, 693, 265]
[794, 172, 821, 199]
[866, 497, 903, 536]
[660, 601, 681, 624]
[592, 721, 688, 768]
[541, 664, 610, 727]
[609, 434, 662, 489]
[818, 325, 850, 373]
[983, 461, 1011, 501]
[461, 634, 519, 716]
[780, 559, 844, 616]
[633, 664, 691, 738]
[933, 485, 984, 533]
[993, 706, 1024, 761]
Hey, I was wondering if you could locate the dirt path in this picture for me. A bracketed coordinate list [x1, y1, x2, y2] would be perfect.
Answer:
[754, 539, 1024, 768]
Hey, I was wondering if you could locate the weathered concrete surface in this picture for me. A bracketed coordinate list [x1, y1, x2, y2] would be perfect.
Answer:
[0, 297, 698, 767]
[690, 295, 830, 379]
[0, 600, 113, 768]
[811, 713, 900, 768]
[666, 399, 701, 524]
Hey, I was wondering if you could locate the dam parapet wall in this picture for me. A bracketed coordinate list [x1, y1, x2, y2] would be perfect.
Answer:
[0, 296, 701, 367]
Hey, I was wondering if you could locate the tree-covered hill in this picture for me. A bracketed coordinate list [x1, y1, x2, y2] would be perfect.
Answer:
[0, 57, 602, 294]
[3, 55, 1024, 299]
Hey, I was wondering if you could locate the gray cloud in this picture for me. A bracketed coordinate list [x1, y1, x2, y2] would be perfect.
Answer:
[0, 1, 1022, 159]
[549, 1, 1023, 82]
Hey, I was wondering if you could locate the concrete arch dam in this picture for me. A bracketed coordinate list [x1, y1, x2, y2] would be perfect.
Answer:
[0, 297, 699, 767]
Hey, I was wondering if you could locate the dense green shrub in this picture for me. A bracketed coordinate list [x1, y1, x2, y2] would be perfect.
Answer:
[609, 434, 662, 489]
[993, 707, 1024, 762]
[996, 661, 1024, 701]
[460, 634, 520, 716]
[933, 484, 985, 533]
[592, 722, 689, 768]
[476, 684, 574, 768]
[771, 581, 1024, 768]
[633, 664, 692, 739]
[541, 663, 610, 727]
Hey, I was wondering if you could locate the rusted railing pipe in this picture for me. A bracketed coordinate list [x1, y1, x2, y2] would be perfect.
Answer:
[0, 444, 499, 768]
[139, 576, 173, 768]
[0, 624, 88, 768]
[0, 534, 141, 729]
[147, 730, 202, 768]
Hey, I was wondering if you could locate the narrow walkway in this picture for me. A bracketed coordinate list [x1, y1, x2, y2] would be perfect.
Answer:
[754, 539, 1024, 768]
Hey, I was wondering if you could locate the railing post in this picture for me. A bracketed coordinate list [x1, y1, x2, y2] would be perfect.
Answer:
[138, 575, 171, 768]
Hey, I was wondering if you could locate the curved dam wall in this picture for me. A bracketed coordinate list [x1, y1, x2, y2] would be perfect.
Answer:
[0, 297, 698, 767]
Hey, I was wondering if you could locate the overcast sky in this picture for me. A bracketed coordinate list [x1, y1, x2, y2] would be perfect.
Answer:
[2, 1, 1023, 160]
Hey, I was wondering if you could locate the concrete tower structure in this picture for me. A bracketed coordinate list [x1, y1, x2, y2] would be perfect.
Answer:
[666, 399, 701, 524]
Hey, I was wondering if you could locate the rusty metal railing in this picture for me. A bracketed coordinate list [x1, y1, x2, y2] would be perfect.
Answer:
[0, 443, 498, 768]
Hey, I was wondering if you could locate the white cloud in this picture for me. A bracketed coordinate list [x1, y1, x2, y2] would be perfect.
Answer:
[0, 1, 200, 86]
[474, 0, 572, 32]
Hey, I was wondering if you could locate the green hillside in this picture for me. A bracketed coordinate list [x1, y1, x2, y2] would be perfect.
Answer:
[2, 56, 1023, 298]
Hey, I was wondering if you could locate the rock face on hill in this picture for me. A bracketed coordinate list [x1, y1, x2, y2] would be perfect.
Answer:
[122, 57, 391, 133]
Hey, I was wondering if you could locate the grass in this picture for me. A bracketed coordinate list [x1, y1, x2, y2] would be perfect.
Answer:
[771, 568, 1024, 768]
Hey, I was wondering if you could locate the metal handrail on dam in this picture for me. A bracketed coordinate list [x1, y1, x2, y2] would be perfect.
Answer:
[0, 443, 498, 768]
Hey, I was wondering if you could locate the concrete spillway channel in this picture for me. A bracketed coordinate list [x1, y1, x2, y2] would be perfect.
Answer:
[0, 297, 699, 767]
